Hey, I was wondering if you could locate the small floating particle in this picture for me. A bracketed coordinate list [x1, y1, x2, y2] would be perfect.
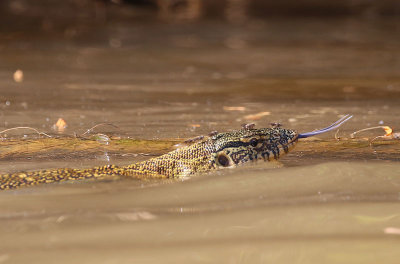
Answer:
[382, 126, 393, 136]
[13, 69, 24, 83]
[188, 124, 201, 128]
[378, 120, 384, 125]
[244, 111, 271, 120]
[288, 118, 297, 123]
[384, 227, 400, 235]
[223, 106, 246, 111]
[53, 118, 68, 133]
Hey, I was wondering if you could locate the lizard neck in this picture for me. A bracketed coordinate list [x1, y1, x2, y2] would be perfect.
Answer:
[122, 139, 217, 179]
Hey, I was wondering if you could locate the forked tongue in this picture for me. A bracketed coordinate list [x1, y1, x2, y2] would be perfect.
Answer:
[298, 114, 353, 138]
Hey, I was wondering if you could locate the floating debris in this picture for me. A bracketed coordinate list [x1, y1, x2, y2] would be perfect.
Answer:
[188, 124, 201, 129]
[80, 123, 119, 137]
[52, 118, 68, 133]
[13, 69, 24, 83]
[350, 125, 400, 145]
[244, 111, 270, 120]
[223, 106, 246, 111]
[351, 126, 392, 139]
[384, 227, 400, 235]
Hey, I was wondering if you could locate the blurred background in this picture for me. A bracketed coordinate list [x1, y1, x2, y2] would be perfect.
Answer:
[2, 0, 400, 26]
[1, 0, 400, 138]
[1, 0, 400, 139]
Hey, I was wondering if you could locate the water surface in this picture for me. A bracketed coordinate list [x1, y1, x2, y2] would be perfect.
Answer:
[0, 14, 400, 263]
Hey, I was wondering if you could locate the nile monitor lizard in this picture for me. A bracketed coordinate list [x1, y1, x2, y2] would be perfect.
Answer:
[0, 115, 352, 190]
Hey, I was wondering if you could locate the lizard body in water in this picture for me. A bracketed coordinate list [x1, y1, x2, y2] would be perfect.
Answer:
[0, 115, 352, 190]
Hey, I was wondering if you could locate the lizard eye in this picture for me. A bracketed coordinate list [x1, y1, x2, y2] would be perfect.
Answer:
[217, 154, 230, 167]
[249, 138, 258, 147]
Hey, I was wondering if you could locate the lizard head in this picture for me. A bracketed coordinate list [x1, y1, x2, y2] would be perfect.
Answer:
[211, 127, 298, 168]
[209, 114, 353, 168]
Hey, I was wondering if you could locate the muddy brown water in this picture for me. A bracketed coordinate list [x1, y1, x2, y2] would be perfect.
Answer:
[0, 17, 400, 263]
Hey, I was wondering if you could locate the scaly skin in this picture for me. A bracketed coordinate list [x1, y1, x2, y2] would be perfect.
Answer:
[0, 127, 298, 190]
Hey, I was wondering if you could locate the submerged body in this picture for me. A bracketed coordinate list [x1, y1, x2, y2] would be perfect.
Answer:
[0, 115, 352, 190]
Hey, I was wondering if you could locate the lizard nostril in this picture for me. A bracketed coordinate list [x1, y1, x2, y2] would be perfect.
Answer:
[217, 154, 230, 167]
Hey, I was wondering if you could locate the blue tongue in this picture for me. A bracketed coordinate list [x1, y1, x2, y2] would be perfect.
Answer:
[298, 114, 353, 138]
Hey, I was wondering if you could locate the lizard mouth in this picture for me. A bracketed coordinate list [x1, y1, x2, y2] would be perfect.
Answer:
[275, 134, 299, 159]
[260, 130, 299, 161]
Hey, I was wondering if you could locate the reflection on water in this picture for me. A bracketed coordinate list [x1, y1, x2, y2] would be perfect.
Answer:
[1, 162, 400, 263]
[1, 3, 400, 263]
